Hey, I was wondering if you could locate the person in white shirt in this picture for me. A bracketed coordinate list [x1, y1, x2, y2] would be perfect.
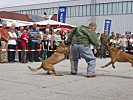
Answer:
[53, 30, 62, 49]
[120, 34, 128, 51]
[8, 27, 17, 63]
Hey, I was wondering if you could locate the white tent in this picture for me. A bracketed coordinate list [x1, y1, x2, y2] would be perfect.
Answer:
[0, 18, 34, 27]
[36, 20, 76, 28]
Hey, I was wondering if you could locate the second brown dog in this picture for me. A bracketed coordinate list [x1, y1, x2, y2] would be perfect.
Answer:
[28, 41, 70, 76]
[101, 43, 133, 68]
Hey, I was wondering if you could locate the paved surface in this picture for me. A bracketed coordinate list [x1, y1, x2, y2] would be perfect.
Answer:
[0, 58, 133, 100]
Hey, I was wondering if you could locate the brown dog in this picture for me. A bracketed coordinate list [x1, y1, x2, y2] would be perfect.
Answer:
[28, 41, 70, 76]
[101, 43, 133, 68]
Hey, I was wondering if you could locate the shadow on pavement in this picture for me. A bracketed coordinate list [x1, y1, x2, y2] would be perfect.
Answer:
[97, 74, 133, 79]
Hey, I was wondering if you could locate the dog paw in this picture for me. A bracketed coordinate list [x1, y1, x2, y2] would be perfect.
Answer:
[55, 74, 63, 76]
[101, 66, 105, 68]
[47, 73, 51, 75]
[112, 66, 115, 69]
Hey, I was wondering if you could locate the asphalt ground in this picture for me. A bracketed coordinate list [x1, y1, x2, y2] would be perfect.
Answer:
[0, 58, 133, 100]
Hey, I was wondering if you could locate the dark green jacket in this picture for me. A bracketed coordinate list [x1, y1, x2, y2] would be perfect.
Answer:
[66, 25, 100, 47]
[100, 33, 109, 46]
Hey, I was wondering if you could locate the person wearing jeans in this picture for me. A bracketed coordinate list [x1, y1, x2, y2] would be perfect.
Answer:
[66, 22, 100, 78]
[30, 24, 40, 62]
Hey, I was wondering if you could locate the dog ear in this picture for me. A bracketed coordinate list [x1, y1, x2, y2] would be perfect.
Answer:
[64, 41, 71, 46]
[58, 41, 65, 47]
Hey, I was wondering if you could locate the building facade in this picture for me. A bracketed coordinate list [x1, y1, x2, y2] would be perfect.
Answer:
[0, 0, 133, 34]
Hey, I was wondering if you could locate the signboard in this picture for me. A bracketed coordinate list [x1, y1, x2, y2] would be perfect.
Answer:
[58, 6, 66, 23]
[125, 31, 131, 35]
[104, 19, 112, 35]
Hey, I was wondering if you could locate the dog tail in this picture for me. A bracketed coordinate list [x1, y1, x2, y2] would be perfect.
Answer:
[28, 66, 42, 72]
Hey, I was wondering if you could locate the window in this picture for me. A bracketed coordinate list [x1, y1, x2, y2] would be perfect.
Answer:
[127, 2, 132, 13]
[47, 8, 52, 15]
[19, 11, 21, 14]
[83, 5, 87, 16]
[67, 6, 71, 17]
[26, 10, 28, 14]
[31, 10, 33, 15]
[75, 5, 79, 16]
[123, 2, 127, 14]
[79, 5, 83, 16]
[108, 3, 112, 14]
[118, 2, 123, 14]
[91, 4, 94, 15]
[112, 3, 117, 14]
[34, 9, 38, 15]
[14, 11, 19, 14]
[95, 4, 99, 15]
[21, 10, 26, 14]
[87, 4, 91, 16]
[28, 10, 31, 15]
[54, 7, 58, 14]
[38, 9, 42, 16]
[104, 3, 108, 15]
[70, 6, 75, 17]
[100, 4, 104, 15]
[43, 9, 47, 15]
[41, 9, 44, 15]
[50, 8, 54, 15]
[37, 9, 39, 15]
[132, 2, 133, 13]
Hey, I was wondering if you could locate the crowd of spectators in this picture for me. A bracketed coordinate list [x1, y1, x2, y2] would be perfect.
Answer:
[95, 31, 133, 58]
[0, 21, 133, 64]
[0, 21, 70, 63]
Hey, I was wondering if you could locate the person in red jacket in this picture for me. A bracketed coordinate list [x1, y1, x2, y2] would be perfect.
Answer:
[20, 29, 29, 63]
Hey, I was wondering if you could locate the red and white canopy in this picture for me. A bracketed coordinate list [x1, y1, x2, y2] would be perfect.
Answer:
[0, 18, 34, 27]
[36, 20, 76, 29]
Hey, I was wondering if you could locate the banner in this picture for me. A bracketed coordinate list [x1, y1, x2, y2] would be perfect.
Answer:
[58, 6, 66, 23]
[104, 19, 112, 34]
[125, 31, 131, 35]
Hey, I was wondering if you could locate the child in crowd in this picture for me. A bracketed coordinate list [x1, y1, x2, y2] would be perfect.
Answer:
[20, 29, 29, 63]
[40, 35, 49, 60]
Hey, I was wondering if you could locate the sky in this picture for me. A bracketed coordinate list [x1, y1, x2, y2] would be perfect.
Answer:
[0, 0, 67, 8]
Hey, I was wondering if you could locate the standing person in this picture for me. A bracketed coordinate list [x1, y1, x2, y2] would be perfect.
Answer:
[53, 30, 62, 49]
[30, 24, 40, 62]
[8, 27, 17, 63]
[0, 31, 1, 61]
[66, 22, 100, 78]
[113, 33, 121, 48]
[0, 21, 9, 63]
[100, 30, 109, 58]
[47, 28, 54, 58]
[17, 26, 24, 62]
[40, 35, 49, 60]
[0, 31, 1, 45]
[20, 29, 29, 63]
[25, 26, 32, 62]
[95, 33, 101, 57]
[120, 34, 128, 51]
[110, 32, 115, 40]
